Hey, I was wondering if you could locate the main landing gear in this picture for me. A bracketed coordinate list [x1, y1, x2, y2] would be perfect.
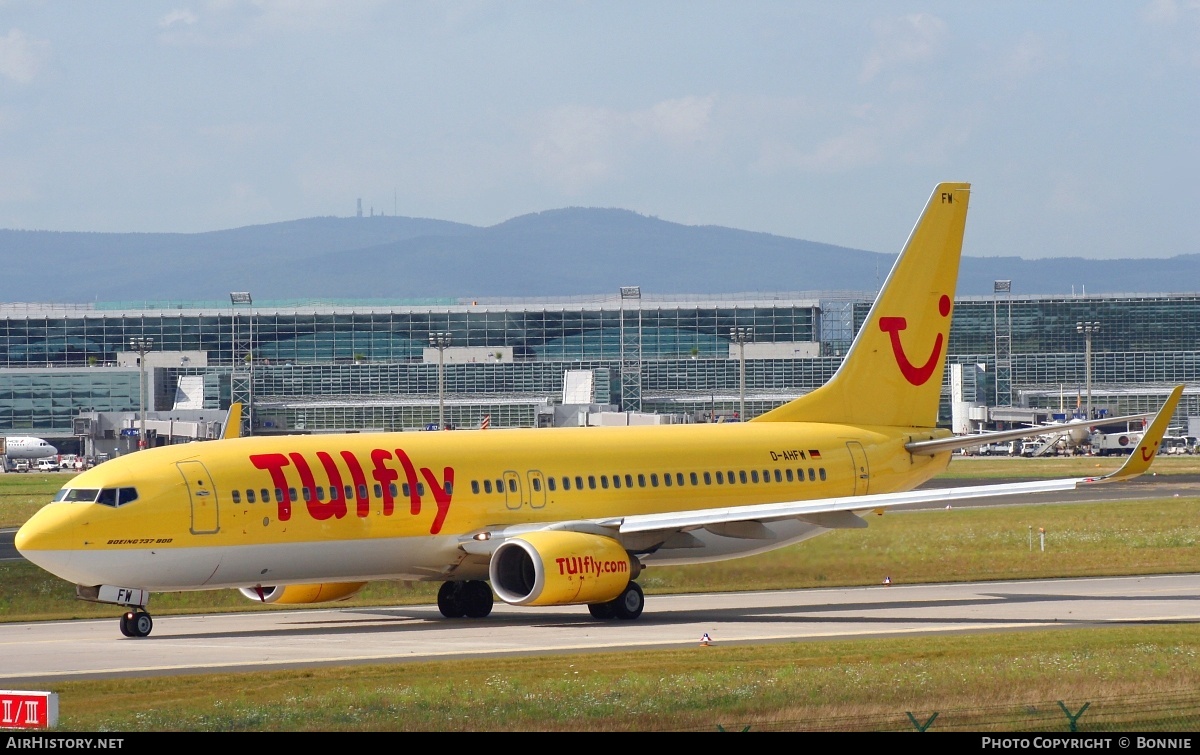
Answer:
[435, 579, 646, 621]
[119, 609, 154, 638]
[437, 580, 495, 618]
[588, 581, 644, 621]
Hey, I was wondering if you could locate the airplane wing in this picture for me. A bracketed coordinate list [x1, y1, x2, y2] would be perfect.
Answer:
[609, 384, 1182, 537]
[905, 410, 1155, 456]
[460, 386, 1183, 552]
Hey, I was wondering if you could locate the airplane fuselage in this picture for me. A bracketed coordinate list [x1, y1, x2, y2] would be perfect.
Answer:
[4, 436, 59, 460]
[17, 422, 951, 591]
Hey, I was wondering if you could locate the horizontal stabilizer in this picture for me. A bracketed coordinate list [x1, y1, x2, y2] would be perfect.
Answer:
[906, 410, 1156, 456]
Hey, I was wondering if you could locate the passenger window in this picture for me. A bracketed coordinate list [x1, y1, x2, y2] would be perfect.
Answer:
[445, 481, 453, 494]
[664, 474, 672, 487]
[418, 483, 425, 496]
[786, 469, 794, 482]
[690, 472, 698, 486]
[533, 478, 542, 492]
[751, 470, 760, 483]
[763, 469, 771, 482]
[625, 474, 633, 488]
[232, 489, 242, 503]
[808, 468, 816, 481]
[638, 474, 646, 487]
[716, 471, 724, 484]
[819, 468, 827, 481]
[548, 478, 556, 491]
[358, 484, 368, 499]
[575, 476, 584, 490]
[262, 488, 271, 503]
[611, 475, 620, 489]
[344, 486, 353, 501]
[302, 487, 312, 502]
[600, 476, 609, 489]
[562, 477, 571, 491]
[389, 483, 398, 498]
[588, 476, 596, 490]
[739, 471, 748, 484]
[472, 481, 480, 494]
[703, 471, 711, 485]
[289, 487, 298, 502]
[650, 474, 659, 487]
[330, 486, 340, 500]
[775, 469, 783, 482]
[373, 484, 383, 498]
[247, 488, 256, 503]
[727, 470, 735, 483]
[275, 488, 284, 503]
[315, 487, 324, 501]
[484, 480, 493, 493]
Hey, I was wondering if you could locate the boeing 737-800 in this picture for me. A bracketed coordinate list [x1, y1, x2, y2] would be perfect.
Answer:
[15, 183, 1183, 638]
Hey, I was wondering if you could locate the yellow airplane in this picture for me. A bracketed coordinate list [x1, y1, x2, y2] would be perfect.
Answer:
[15, 182, 1184, 638]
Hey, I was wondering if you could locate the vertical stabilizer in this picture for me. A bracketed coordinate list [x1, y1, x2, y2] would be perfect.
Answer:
[753, 182, 970, 428]
[222, 403, 243, 439]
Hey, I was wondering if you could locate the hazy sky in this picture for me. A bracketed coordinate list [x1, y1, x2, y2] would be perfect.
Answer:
[0, 1, 1196, 259]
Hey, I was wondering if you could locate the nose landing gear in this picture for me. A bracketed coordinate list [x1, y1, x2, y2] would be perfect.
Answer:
[119, 610, 154, 638]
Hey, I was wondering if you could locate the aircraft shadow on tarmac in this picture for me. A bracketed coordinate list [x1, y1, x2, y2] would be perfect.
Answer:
[148, 587, 1200, 642]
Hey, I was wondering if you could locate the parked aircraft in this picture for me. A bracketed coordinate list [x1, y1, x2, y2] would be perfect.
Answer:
[14, 183, 1183, 638]
[3, 436, 59, 460]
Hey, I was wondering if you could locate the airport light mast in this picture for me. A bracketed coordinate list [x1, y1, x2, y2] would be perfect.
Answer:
[1077, 321, 1100, 420]
[129, 337, 154, 449]
[730, 326, 752, 421]
[430, 332, 452, 429]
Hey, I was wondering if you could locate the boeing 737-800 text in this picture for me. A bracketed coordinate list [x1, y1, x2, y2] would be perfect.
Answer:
[15, 183, 1183, 637]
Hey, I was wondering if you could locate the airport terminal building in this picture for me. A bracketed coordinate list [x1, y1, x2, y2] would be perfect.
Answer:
[1, 288, 1198, 452]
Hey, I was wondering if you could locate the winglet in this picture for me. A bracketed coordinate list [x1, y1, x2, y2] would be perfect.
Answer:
[222, 403, 243, 439]
[1094, 385, 1183, 482]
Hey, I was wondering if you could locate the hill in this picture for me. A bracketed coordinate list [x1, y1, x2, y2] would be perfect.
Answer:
[0, 209, 1195, 302]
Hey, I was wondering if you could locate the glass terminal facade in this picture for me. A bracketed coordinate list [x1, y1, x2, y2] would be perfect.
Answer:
[0, 291, 1196, 438]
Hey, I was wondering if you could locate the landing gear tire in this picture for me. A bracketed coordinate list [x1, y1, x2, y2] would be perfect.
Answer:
[120, 610, 153, 638]
[462, 581, 494, 618]
[437, 581, 465, 618]
[439, 581, 494, 619]
[612, 581, 644, 621]
[588, 601, 616, 620]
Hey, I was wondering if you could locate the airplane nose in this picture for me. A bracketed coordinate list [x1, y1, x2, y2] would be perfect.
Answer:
[14, 504, 78, 573]
[15, 517, 54, 554]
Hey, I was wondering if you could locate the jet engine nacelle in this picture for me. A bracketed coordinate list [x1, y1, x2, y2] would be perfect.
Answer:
[237, 581, 368, 604]
[489, 531, 637, 607]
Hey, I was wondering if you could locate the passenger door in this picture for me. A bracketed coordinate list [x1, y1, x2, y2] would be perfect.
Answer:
[177, 460, 220, 534]
[846, 441, 869, 496]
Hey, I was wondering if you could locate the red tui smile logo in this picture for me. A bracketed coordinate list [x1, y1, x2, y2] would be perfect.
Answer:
[1141, 440, 1159, 462]
[878, 294, 951, 386]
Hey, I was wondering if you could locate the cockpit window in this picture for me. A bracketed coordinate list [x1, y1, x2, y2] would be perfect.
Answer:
[55, 487, 139, 507]
[56, 488, 99, 503]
